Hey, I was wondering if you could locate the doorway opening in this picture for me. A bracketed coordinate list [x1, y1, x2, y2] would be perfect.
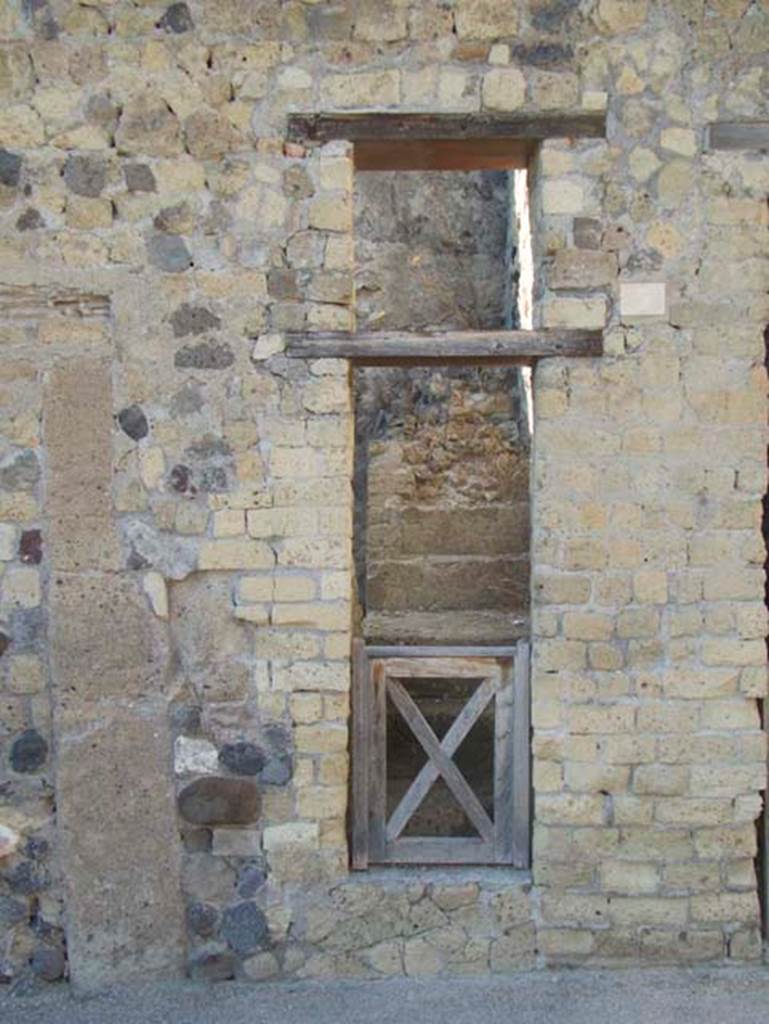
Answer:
[350, 159, 533, 867]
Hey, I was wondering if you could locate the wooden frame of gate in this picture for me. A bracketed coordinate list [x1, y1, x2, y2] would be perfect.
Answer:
[351, 641, 530, 869]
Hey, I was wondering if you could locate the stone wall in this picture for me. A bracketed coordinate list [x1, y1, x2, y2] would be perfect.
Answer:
[0, 0, 766, 992]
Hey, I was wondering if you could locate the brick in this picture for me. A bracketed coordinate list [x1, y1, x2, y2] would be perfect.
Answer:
[536, 794, 605, 826]
[294, 724, 348, 754]
[600, 861, 660, 894]
[548, 250, 616, 289]
[199, 540, 274, 571]
[633, 765, 688, 796]
[690, 892, 759, 924]
[296, 785, 347, 819]
[568, 705, 635, 734]
[272, 602, 350, 631]
[274, 662, 349, 693]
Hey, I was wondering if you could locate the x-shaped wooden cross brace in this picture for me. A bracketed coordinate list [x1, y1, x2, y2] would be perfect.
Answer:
[385, 675, 496, 844]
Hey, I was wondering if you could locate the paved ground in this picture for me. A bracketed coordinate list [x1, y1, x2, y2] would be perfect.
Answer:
[2, 966, 769, 1024]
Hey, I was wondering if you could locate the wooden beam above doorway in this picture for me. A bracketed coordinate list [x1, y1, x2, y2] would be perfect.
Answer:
[354, 137, 532, 171]
[287, 111, 607, 146]
[285, 329, 604, 365]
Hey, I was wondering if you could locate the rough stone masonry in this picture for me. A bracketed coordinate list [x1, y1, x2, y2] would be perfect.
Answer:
[0, 0, 767, 994]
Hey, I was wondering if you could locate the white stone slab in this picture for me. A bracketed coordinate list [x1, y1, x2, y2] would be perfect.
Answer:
[620, 281, 667, 318]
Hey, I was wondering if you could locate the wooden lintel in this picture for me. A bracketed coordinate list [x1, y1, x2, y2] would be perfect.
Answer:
[707, 121, 769, 152]
[287, 111, 606, 146]
[285, 329, 603, 365]
[354, 138, 532, 171]
[365, 645, 517, 659]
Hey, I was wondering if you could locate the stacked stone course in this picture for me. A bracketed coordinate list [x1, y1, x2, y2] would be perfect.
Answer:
[0, 0, 766, 991]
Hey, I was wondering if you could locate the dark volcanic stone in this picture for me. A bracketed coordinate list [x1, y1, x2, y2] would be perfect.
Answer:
[25, 837, 49, 860]
[187, 951, 236, 982]
[169, 464, 192, 493]
[0, 632, 9, 657]
[124, 163, 156, 192]
[10, 729, 48, 773]
[30, 946, 65, 982]
[510, 42, 574, 66]
[174, 342, 234, 370]
[0, 149, 22, 188]
[158, 2, 194, 33]
[85, 94, 118, 131]
[9, 608, 44, 650]
[147, 233, 193, 272]
[19, 529, 42, 565]
[0, 896, 26, 927]
[259, 755, 292, 786]
[181, 828, 212, 853]
[171, 303, 221, 337]
[16, 207, 44, 231]
[237, 863, 267, 898]
[117, 404, 149, 441]
[153, 202, 193, 234]
[63, 154, 107, 197]
[573, 217, 602, 250]
[170, 383, 203, 416]
[187, 901, 218, 938]
[171, 702, 201, 735]
[199, 466, 228, 493]
[220, 902, 268, 956]
[126, 548, 150, 571]
[218, 742, 266, 777]
[530, 0, 581, 31]
[5, 860, 45, 895]
[185, 437, 232, 460]
[178, 777, 260, 826]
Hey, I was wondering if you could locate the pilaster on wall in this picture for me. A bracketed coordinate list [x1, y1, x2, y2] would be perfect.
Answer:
[46, 354, 186, 992]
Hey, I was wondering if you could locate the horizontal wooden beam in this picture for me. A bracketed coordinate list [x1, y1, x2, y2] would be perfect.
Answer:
[354, 138, 532, 171]
[365, 645, 518, 659]
[287, 111, 606, 146]
[285, 329, 603, 365]
[707, 121, 769, 152]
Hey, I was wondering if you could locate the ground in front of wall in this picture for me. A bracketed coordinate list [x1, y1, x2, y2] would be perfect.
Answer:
[2, 966, 769, 1024]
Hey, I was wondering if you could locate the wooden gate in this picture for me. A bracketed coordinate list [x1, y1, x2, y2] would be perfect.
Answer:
[351, 642, 530, 869]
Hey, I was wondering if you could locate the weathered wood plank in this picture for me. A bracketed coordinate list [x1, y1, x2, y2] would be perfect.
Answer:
[365, 645, 518, 659]
[369, 659, 387, 861]
[494, 659, 515, 864]
[512, 641, 531, 869]
[286, 329, 603, 364]
[381, 656, 499, 678]
[355, 138, 531, 171]
[386, 675, 498, 842]
[351, 639, 369, 870]
[287, 111, 606, 144]
[385, 837, 494, 865]
[386, 678, 495, 844]
[707, 121, 769, 152]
